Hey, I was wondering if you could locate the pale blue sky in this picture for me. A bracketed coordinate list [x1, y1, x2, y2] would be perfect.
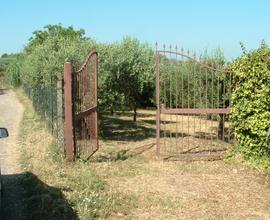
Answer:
[0, 0, 269, 60]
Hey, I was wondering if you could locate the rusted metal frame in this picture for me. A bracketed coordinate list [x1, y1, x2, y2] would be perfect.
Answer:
[73, 50, 99, 159]
[156, 52, 161, 155]
[216, 66, 220, 141]
[80, 70, 85, 156]
[157, 48, 236, 157]
[93, 52, 99, 154]
[163, 47, 167, 153]
[193, 54, 196, 138]
[83, 66, 89, 154]
[205, 62, 208, 141]
[222, 70, 226, 141]
[169, 46, 173, 152]
[161, 108, 230, 115]
[76, 50, 98, 73]
[157, 50, 225, 72]
[187, 50, 190, 148]
[162, 151, 225, 160]
[64, 62, 75, 161]
[228, 71, 232, 143]
[83, 68, 87, 154]
[76, 106, 97, 119]
[181, 48, 184, 142]
[175, 47, 178, 151]
[199, 57, 202, 138]
[79, 71, 83, 156]
[211, 63, 214, 142]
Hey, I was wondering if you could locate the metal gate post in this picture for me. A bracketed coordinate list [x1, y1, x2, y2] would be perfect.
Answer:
[156, 53, 161, 155]
[64, 62, 75, 161]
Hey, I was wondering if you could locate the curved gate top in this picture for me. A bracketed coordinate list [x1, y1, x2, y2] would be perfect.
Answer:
[156, 45, 233, 159]
[64, 49, 98, 161]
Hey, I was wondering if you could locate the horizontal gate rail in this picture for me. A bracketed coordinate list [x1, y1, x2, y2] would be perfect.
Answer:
[76, 106, 97, 119]
[161, 108, 230, 115]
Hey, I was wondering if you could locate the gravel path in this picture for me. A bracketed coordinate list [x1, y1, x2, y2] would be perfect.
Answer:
[0, 89, 24, 220]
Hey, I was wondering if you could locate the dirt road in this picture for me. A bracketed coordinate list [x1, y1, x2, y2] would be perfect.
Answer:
[0, 89, 24, 219]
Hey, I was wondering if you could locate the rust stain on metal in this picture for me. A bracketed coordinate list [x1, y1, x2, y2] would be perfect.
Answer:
[72, 49, 99, 159]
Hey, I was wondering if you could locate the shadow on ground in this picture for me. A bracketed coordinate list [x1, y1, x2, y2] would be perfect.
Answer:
[0, 89, 8, 95]
[100, 114, 178, 142]
[100, 115, 156, 141]
[91, 143, 155, 162]
[1, 172, 78, 220]
[98, 113, 232, 161]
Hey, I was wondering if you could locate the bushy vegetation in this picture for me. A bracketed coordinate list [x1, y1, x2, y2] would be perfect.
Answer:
[98, 38, 155, 121]
[230, 42, 270, 167]
[0, 53, 19, 85]
[4, 24, 156, 122]
[5, 23, 269, 167]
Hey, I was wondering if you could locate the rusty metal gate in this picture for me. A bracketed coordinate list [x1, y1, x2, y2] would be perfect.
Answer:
[156, 45, 233, 159]
[64, 49, 98, 161]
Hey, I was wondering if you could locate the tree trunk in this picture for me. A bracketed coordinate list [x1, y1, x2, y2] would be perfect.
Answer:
[218, 114, 224, 139]
[133, 107, 137, 122]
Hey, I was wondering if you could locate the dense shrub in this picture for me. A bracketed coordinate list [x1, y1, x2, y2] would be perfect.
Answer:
[5, 59, 22, 87]
[231, 43, 270, 160]
[21, 26, 94, 87]
[5, 25, 156, 121]
[5, 24, 227, 124]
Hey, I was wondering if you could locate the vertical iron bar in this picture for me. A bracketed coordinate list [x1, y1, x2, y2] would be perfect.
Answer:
[156, 50, 161, 155]
[175, 46, 178, 108]
[187, 49, 190, 148]
[94, 53, 99, 152]
[211, 63, 214, 143]
[222, 70, 226, 141]
[205, 61, 208, 141]
[228, 71, 232, 143]
[181, 48, 184, 145]
[163, 45, 167, 153]
[217, 65, 220, 141]
[199, 57, 202, 138]
[169, 45, 173, 152]
[175, 46, 178, 151]
[193, 53, 196, 137]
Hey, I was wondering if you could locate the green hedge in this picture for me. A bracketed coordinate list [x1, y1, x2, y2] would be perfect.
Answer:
[231, 43, 270, 162]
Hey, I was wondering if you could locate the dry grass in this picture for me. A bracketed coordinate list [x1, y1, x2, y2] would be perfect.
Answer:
[16, 89, 270, 220]
[17, 89, 137, 220]
[92, 110, 270, 220]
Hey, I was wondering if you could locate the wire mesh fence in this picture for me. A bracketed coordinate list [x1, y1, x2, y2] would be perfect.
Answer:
[23, 78, 65, 154]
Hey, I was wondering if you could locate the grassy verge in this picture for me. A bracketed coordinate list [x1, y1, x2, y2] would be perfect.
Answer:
[16, 88, 137, 219]
[14, 87, 270, 219]
[226, 147, 270, 170]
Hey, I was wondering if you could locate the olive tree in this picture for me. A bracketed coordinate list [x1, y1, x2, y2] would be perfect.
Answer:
[98, 37, 155, 121]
